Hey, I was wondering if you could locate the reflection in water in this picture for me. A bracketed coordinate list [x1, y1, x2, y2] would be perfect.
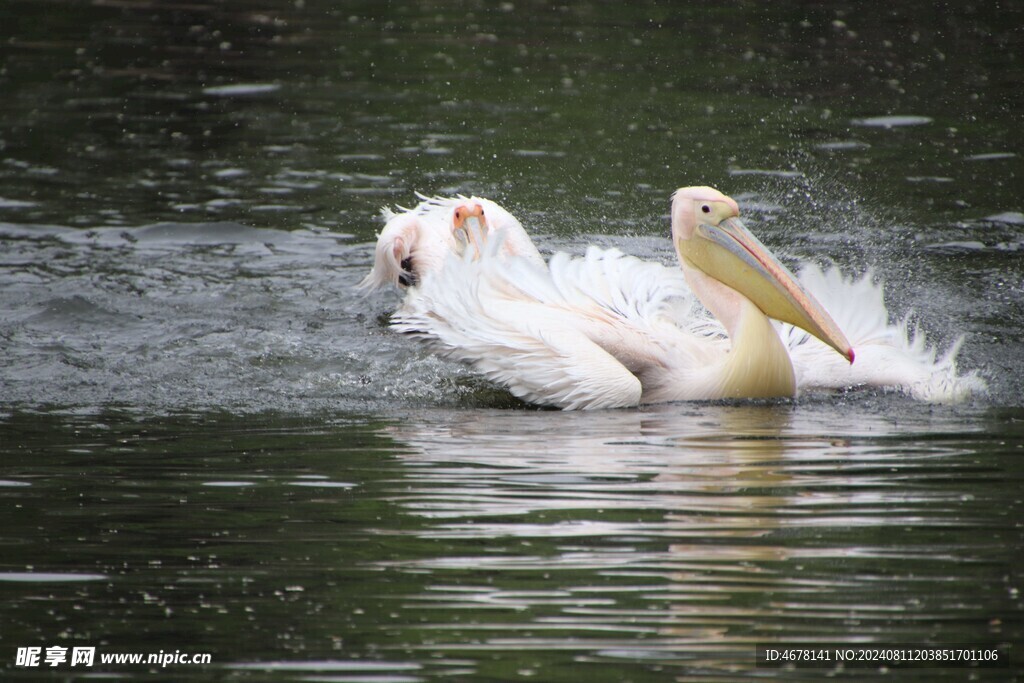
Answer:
[0, 406, 1019, 681]
[377, 404, 1017, 678]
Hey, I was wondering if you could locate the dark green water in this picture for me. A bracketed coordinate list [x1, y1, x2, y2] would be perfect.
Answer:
[1, 1, 1022, 680]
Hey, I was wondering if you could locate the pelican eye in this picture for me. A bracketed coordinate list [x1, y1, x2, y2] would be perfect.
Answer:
[398, 256, 416, 287]
[454, 209, 463, 220]
[701, 204, 711, 214]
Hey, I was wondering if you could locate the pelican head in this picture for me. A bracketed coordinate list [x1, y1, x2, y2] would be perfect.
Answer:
[671, 186, 854, 363]
[451, 201, 489, 257]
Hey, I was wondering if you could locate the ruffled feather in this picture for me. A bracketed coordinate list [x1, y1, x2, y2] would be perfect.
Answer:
[784, 263, 986, 402]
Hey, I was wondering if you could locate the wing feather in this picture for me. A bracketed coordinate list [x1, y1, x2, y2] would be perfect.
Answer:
[393, 239, 731, 409]
[393, 246, 642, 409]
[785, 263, 986, 402]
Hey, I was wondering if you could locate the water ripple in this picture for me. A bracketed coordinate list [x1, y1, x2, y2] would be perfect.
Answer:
[354, 406, 1022, 676]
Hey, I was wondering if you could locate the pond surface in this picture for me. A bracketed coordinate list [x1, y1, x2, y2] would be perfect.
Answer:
[1, 1, 1023, 680]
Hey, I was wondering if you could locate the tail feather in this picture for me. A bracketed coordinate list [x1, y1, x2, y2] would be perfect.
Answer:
[786, 263, 986, 402]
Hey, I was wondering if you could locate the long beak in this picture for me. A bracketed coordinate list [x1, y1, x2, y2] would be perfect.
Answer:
[677, 217, 854, 363]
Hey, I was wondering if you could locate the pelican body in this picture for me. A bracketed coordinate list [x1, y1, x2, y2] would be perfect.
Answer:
[363, 188, 984, 410]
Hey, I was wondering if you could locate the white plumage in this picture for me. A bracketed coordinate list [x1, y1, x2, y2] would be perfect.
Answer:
[363, 190, 985, 410]
[780, 264, 986, 402]
[359, 193, 543, 291]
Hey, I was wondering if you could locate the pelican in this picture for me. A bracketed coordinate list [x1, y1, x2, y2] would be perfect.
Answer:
[359, 193, 543, 290]
[363, 187, 985, 409]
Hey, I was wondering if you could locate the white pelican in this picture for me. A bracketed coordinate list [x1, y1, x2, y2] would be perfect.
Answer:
[363, 187, 985, 410]
[359, 193, 543, 290]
